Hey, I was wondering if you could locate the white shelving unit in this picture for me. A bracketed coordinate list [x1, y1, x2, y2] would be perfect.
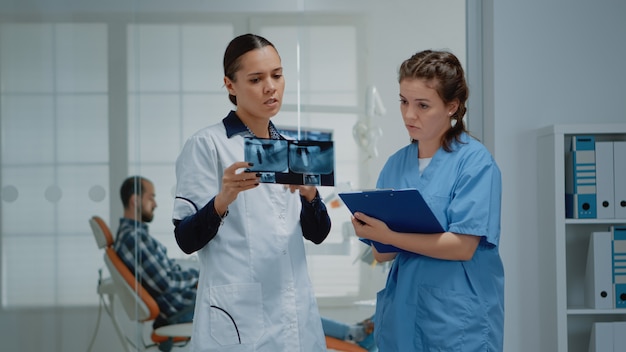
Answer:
[537, 123, 626, 352]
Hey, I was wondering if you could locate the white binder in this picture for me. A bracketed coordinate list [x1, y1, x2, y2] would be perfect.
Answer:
[588, 322, 626, 352]
[615, 322, 626, 349]
[589, 322, 613, 352]
[585, 231, 613, 309]
[595, 141, 615, 218]
[614, 141, 626, 218]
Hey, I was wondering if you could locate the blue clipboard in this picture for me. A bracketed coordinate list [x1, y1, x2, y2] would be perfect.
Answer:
[338, 188, 444, 253]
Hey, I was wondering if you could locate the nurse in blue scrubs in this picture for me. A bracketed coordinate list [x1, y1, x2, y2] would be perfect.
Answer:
[351, 50, 504, 351]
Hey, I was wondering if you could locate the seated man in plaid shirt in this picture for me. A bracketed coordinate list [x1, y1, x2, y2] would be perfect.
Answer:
[114, 175, 198, 328]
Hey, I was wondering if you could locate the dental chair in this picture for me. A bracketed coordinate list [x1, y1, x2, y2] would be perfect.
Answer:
[91, 215, 366, 352]
[325, 336, 368, 352]
[90, 215, 192, 352]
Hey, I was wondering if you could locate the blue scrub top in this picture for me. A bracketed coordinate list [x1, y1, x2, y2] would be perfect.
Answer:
[373, 133, 505, 351]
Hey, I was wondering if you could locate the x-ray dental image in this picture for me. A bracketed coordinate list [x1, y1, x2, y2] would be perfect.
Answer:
[244, 138, 289, 172]
[244, 137, 335, 186]
[303, 174, 320, 186]
[289, 141, 334, 175]
[259, 172, 277, 183]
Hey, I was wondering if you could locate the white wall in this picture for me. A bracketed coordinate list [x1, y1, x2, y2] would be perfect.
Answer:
[489, 0, 626, 351]
[363, 2, 466, 187]
[0, 1, 465, 351]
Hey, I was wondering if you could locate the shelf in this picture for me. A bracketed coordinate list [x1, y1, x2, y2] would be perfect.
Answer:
[537, 123, 626, 138]
[565, 219, 626, 225]
[537, 124, 626, 352]
[567, 307, 626, 315]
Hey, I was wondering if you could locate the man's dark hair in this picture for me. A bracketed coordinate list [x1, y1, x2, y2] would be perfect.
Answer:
[120, 176, 147, 208]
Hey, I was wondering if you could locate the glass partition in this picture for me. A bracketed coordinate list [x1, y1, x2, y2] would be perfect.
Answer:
[0, 1, 465, 350]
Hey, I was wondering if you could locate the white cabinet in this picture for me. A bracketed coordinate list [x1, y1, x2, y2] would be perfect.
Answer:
[537, 124, 626, 352]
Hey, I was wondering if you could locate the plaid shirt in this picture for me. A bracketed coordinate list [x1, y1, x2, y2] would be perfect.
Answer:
[114, 218, 198, 323]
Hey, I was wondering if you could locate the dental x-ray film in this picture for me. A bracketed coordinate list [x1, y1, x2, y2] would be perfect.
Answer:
[244, 137, 335, 186]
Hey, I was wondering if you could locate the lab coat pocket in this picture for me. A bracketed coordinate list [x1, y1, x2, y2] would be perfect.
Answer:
[209, 283, 264, 346]
[412, 284, 480, 351]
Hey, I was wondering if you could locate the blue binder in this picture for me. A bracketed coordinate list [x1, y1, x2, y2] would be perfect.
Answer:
[338, 188, 444, 253]
[565, 135, 597, 218]
[611, 226, 626, 308]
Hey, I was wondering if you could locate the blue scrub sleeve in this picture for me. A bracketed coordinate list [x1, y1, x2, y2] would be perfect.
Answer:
[173, 197, 222, 254]
[300, 191, 331, 244]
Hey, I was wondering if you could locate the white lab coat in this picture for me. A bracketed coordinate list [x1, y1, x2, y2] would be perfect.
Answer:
[173, 120, 326, 352]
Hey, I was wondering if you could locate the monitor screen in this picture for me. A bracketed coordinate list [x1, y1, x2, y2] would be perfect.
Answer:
[276, 125, 334, 141]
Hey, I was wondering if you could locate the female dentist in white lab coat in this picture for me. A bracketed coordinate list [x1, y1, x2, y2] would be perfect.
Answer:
[172, 34, 332, 352]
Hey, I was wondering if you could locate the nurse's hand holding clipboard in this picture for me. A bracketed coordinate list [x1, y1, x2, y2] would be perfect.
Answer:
[213, 161, 260, 217]
[352, 211, 480, 263]
[351, 212, 398, 262]
[351, 212, 389, 242]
